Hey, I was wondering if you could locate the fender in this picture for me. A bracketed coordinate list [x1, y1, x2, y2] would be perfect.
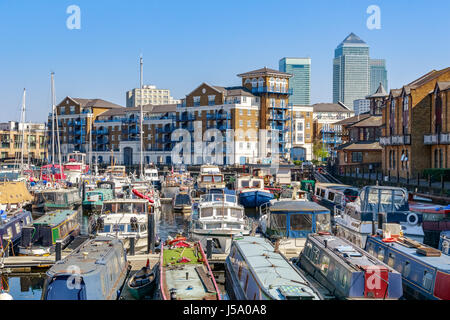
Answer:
[131, 189, 154, 203]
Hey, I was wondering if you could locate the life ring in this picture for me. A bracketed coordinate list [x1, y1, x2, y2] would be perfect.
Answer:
[407, 212, 419, 226]
[168, 237, 186, 246]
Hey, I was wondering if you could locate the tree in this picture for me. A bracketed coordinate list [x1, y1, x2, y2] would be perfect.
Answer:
[313, 140, 329, 161]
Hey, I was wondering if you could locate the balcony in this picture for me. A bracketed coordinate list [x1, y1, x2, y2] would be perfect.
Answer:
[270, 124, 286, 131]
[156, 125, 175, 134]
[269, 113, 288, 121]
[93, 128, 109, 135]
[269, 103, 289, 110]
[380, 135, 411, 146]
[96, 136, 109, 144]
[177, 114, 195, 121]
[206, 113, 232, 120]
[251, 86, 293, 95]
[440, 133, 450, 144]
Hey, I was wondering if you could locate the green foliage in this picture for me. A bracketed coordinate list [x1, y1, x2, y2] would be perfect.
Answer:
[293, 160, 303, 166]
[313, 140, 329, 161]
[423, 168, 450, 182]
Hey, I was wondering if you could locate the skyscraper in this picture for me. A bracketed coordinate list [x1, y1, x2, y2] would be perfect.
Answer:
[333, 33, 388, 110]
[279, 57, 311, 105]
[369, 59, 388, 95]
[333, 33, 370, 109]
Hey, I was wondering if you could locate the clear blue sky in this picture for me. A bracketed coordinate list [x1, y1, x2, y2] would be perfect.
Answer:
[0, 0, 449, 122]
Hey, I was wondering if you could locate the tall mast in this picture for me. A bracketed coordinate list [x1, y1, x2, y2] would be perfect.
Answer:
[20, 88, 26, 176]
[51, 72, 62, 171]
[139, 55, 144, 178]
[51, 77, 55, 165]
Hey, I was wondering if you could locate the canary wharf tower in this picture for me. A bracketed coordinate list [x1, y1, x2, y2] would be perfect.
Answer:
[333, 33, 370, 109]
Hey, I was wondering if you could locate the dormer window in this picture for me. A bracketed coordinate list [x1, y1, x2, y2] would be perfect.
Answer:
[251, 78, 257, 88]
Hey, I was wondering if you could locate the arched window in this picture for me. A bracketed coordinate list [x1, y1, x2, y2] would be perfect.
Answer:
[390, 98, 395, 135]
[269, 77, 274, 90]
[258, 77, 264, 88]
[402, 94, 409, 135]
[434, 149, 439, 168]
[251, 78, 257, 88]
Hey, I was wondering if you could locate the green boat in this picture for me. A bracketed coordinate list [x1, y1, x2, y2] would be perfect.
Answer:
[32, 188, 81, 216]
[18, 209, 82, 256]
[82, 181, 115, 213]
[301, 180, 315, 193]
[127, 260, 157, 300]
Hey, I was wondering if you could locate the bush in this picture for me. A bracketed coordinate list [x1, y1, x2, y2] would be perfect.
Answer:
[423, 168, 450, 182]
[293, 160, 303, 166]
[311, 159, 320, 165]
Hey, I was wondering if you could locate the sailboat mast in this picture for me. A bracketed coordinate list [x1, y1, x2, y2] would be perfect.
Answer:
[51, 78, 55, 165]
[51, 72, 62, 173]
[139, 55, 144, 178]
[20, 88, 26, 176]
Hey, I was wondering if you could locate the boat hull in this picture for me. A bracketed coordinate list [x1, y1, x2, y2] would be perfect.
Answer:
[191, 229, 250, 254]
[239, 190, 274, 208]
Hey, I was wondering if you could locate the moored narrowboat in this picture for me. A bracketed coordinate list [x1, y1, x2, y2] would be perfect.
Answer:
[439, 231, 450, 255]
[18, 209, 81, 256]
[297, 233, 403, 300]
[158, 236, 221, 300]
[236, 175, 274, 208]
[32, 188, 81, 215]
[0, 209, 33, 255]
[365, 232, 450, 300]
[225, 236, 322, 300]
[42, 236, 130, 300]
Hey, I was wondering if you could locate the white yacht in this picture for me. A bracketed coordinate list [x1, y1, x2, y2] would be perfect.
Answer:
[189, 191, 250, 254]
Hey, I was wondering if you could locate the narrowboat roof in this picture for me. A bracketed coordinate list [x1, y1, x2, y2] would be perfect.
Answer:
[33, 210, 78, 226]
[101, 213, 147, 223]
[233, 237, 320, 299]
[35, 188, 79, 194]
[270, 200, 330, 213]
[308, 234, 397, 272]
[315, 183, 351, 188]
[369, 236, 450, 271]
[103, 198, 148, 203]
[47, 236, 124, 276]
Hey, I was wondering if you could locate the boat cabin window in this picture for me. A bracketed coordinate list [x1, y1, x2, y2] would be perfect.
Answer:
[45, 276, 86, 300]
[423, 271, 433, 291]
[202, 175, 213, 182]
[335, 194, 343, 205]
[140, 224, 147, 232]
[240, 180, 250, 188]
[377, 247, 385, 261]
[311, 246, 320, 264]
[320, 189, 325, 198]
[315, 214, 331, 233]
[103, 203, 116, 213]
[213, 175, 223, 182]
[200, 208, 213, 218]
[111, 224, 126, 232]
[175, 194, 191, 206]
[340, 271, 348, 289]
[320, 255, 330, 275]
[315, 188, 321, 196]
[230, 208, 243, 219]
[216, 208, 227, 217]
[290, 214, 312, 231]
[327, 192, 335, 202]
[304, 242, 312, 258]
[269, 214, 287, 236]
[252, 180, 261, 188]
[366, 242, 375, 256]
[403, 261, 411, 277]
[388, 253, 395, 267]
[14, 222, 21, 234]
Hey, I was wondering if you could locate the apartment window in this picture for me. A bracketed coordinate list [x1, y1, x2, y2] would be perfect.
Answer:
[255, 121, 259, 128]
[239, 142, 243, 149]
[251, 78, 257, 88]
[402, 95, 409, 134]
[239, 109, 243, 116]
[70, 106, 75, 114]
[239, 120, 243, 127]
[247, 120, 251, 127]
[390, 99, 396, 135]
[1, 152, 7, 159]
[193, 96, 200, 106]
[247, 109, 251, 116]
[351, 152, 363, 163]
[270, 99, 275, 107]
[247, 142, 251, 149]
[208, 95, 215, 106]
[280, 100, 285, 107]
[344, 152, 348, 163]
[306, 122, 310, 129]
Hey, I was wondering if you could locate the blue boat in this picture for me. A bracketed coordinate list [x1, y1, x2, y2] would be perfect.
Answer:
[366, 234, 450, 300]
[259, 200, 331, 257]
[0, 209, 33, 254]
[297, 233, 403, 300]
[236, 175, 273, 208]
[42, 236, 130, 300]
[225, 236, 322, 300]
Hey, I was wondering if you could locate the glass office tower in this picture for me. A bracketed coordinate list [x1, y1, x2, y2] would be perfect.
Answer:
[279, 57, 311, 105]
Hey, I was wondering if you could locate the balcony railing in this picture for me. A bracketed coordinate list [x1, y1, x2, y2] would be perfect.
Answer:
[440, 133, 450, 144]
[251, 86, 293, 95]
[156, 125, 176, 134]
[177, 114, 195, 121]
[93, 128, 109, 135]
[380, 135, 411, 146]
[206, 113, 232, 120]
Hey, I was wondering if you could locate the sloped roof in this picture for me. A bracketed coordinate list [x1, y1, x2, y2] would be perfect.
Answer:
[237, 67, 292, 78]
[366, 82, 388, 98]
[313, 102, 351, 112]
[407, 67, 450, 89]
[334, 113, 371, 126]
[70, 98, 123, 109]
[436, 81, 450, 91]
[349, 116, 382, 128]
[339, 141, 382, 151]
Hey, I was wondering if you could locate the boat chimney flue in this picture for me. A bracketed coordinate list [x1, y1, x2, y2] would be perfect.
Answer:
[274, 239, 280, 253]
[324, 239, 328, 248]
